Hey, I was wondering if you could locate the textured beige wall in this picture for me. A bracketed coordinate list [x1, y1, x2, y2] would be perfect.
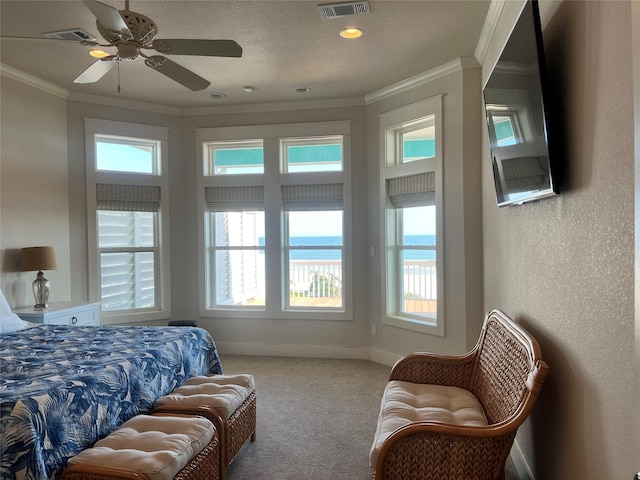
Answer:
[482, 1, 635, 478]
[0, 77, 71, 308]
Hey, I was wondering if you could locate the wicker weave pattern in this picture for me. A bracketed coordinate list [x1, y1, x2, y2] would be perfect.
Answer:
[226, 392, 257, 463]
[373, 309, 548, 480]
[175, 434, 220, 480]
[470, 318, 532, 424]
[61, 433, 219, 480]
[380, 431, 515, 480]
[389, 355, 474, 388]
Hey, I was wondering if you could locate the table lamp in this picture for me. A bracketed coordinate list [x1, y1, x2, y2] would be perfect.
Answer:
[21, 246, 59, 309]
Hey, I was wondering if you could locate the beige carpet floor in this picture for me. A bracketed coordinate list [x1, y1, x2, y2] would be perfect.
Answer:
[220, 354, 520, 480]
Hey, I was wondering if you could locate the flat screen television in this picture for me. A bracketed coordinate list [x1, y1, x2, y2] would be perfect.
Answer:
[483, 0, 558, 206]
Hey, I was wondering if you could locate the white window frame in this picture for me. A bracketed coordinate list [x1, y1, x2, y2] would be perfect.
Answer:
[196, 121, 352, 321]
[85, 118, 171, 324]
[379, 96, 444, 336]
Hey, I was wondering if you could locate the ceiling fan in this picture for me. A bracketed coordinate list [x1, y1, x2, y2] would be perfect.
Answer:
[8, 0, 243, 91]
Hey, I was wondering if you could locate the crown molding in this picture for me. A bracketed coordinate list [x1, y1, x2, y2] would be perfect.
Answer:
[364, 56, 479, 105]
[474, 0, 507, 67]
[0, 63, 69, 99]
[3, 55, 483, 115]
[182, 96, 366, 116]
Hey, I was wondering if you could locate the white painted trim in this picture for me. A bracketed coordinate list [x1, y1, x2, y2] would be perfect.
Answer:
[474, 0, 507, 67]
[510, 439, 534, 480]
[364, 57, 478, 105]
[368, 347, 401, 368]
[196, 120, 353, 322]
[84, 118, 172, 323]
[0, 63, 69, 99]
[377, 95, 445, 337]
[215, 341, 370, 360]
[3, 58, 485, 114]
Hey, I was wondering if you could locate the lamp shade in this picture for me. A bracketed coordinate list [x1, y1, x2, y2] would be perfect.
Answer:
[21, 246, 60, 272]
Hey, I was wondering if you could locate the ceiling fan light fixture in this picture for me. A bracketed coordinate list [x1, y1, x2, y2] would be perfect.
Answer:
[89, 49, 111, 59]
[340, 27, 363, 39]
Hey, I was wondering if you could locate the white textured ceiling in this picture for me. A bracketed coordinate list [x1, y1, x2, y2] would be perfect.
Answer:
[0, 0, 491, 109]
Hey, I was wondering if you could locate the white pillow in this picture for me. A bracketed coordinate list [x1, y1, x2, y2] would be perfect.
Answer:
[0, 288, 32, 333]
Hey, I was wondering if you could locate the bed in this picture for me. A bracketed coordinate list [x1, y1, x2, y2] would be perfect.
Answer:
[0, 323, 222, 480]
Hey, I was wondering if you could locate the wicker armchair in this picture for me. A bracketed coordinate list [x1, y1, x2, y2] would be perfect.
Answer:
[371, 309, 549, 480]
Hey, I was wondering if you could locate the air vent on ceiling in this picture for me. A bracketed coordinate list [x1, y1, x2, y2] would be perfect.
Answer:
[43, 29, 96, 41]
[318, 1, 370, 19]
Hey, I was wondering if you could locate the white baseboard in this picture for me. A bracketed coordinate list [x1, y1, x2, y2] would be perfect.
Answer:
[368, 347, 402, 367]
[216, 341, 371, 360]
[510, 439, 534, 480]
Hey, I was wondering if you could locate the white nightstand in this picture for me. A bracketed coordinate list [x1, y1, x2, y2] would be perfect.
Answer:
[14, 301, 101, 326]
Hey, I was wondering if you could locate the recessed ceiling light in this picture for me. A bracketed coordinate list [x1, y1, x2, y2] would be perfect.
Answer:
[243, 86, 255, 92]
[340, 27, 363, 39]
[295, 87, 310, 93]
[210, 93, 227, 99]
[89, 49, 110, 59]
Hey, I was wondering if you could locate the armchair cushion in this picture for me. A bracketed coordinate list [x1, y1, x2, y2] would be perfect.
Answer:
[370, 382, 488, 467]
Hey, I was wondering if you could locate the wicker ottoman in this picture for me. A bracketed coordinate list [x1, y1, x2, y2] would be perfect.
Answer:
[61, 413, 219, 480]
[152, 374, 256, 480]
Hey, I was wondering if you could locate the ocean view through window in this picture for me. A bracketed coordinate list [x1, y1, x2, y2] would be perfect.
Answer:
[379, 96, 444, 335]
[197, 121, 351, 320]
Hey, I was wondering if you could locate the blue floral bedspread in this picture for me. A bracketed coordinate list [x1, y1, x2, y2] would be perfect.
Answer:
[0, 325, 222, 480]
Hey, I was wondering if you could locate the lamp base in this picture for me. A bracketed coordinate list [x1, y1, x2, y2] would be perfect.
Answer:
[32, 271, 50, 309]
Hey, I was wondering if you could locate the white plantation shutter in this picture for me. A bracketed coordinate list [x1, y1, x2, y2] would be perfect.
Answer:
[97, 186, 158, 312]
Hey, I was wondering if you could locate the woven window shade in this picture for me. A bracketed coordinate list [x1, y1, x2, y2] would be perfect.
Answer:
[387, 172, 435, 208]
[281, 183, 343, 211]
[205, 186, 265, 212]
[96, 184, 161, 212]
[502, 156, 546, 193]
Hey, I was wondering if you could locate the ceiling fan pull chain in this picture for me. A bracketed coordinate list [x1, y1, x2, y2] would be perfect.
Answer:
[117, 61, 121, 93]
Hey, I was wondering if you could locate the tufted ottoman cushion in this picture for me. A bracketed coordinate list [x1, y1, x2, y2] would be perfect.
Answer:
[62, 414, 218, 480]
[158, 374, 255, 419]
[369, 382, 488, 467]
[153, 374, 256, 480]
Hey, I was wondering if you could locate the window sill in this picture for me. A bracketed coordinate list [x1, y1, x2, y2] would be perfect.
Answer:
[201, 307, 351, 322]
[383, 313, 443, 336]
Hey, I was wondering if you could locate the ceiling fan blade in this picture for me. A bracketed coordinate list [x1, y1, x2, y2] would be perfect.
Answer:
[0, 36, 98, 46]
[144, 56, 210, 91]
[82, 0, 132, 38]
[151, 39, 242, 58]
[73, 59, 116, 84]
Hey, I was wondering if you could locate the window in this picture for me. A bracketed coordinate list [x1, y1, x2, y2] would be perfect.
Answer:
[85, 119, 170, 323]
[204, 186, 265, 307]
[283, 187, 344, 309]
[282, 136, 343, 173]
[196, 122, 351, 320]
[379, 97, 444, 335]
[204, 140, 264, 175]
[491, 114, 519, 146]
